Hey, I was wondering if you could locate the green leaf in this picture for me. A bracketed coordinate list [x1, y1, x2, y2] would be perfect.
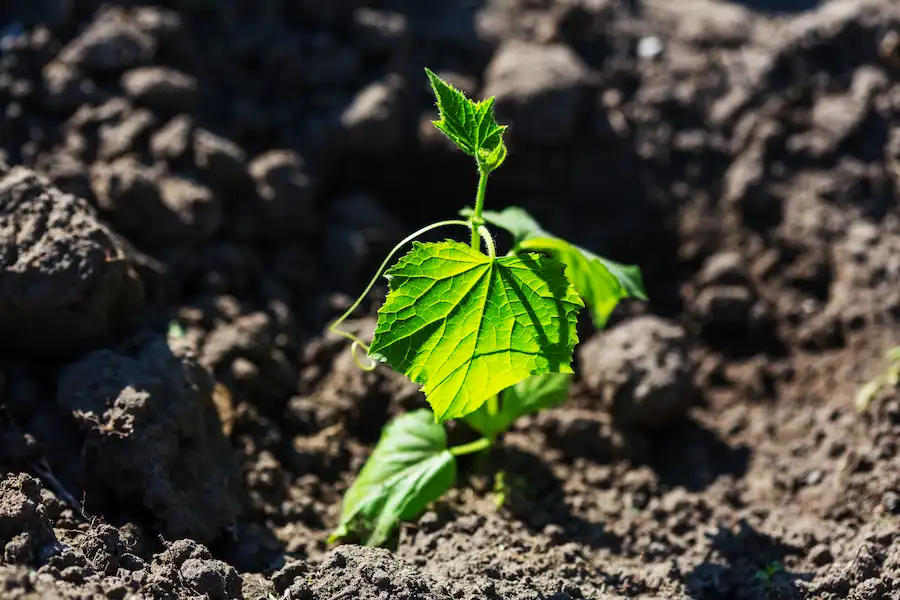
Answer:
[425, 68, 508, 171]
[465, 372, 572, 439]
[369, 240, 583, 422]
[330, 409, 456, 547]
[464, 206, 648, 327]
[856, 346, 900, 412]
[522, 237, 646, 327]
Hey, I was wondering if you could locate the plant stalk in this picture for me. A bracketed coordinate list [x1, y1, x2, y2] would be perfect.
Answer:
[486, 395, 499, 417]
[470, 166, 489, 249]
[450, 437, 492, 457]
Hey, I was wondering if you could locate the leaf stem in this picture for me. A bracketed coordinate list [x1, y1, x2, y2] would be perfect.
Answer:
[469, 166, 490, 249]
[486, 394, 499, 417]
[329, 219, 472, 365]
[449, 437, 492, 457]
[477, 225, 495, 259]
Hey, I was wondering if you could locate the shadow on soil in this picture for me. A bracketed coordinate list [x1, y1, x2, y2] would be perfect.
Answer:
[491, 446, 623, 552]
[682, 520, 813, 600]
[646, 418, 751, 493]
[730, 0, 822, 13]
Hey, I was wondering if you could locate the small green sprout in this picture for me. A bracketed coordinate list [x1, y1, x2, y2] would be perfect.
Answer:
[754, 561, 783, 583]
[328, 69, 647, 546]
[856, 346, 900, 412]
[492, 470, 509, 508]
[167, 320, 186, 339]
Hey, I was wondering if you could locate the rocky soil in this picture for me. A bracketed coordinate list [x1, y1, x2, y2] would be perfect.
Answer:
[1, 0, 899, 598]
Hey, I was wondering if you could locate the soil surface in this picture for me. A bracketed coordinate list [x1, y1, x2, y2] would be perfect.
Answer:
[1, 0, 899, 598]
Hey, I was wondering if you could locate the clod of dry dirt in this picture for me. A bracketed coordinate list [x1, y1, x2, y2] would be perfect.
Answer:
[2, 0, 900, 598]
[0, 475, 58, 566]
[56, 334, 242, 543]
[58, 7, 155, 74]
[484, 39, 589, 144]
[579, 316, 697, 429]
[281, 545, 453, 600]
[0, 167, 144, 356]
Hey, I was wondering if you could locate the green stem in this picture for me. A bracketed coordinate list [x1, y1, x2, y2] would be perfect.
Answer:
[329, 219, 471, 367]
[486, 394, 499, 417]
[477, 225, 495, 259]
[450, 437, 492, 457]
[469, 166, 489, 249]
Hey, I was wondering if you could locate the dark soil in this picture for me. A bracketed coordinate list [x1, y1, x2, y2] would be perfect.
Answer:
[1, 0, 899, 598]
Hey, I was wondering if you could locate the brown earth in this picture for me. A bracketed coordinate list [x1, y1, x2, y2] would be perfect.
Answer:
[1, 0, 899, 598]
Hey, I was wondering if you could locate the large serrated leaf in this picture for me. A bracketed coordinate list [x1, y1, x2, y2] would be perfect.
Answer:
[464, 206, 648, 327]
[330, 410, 456, 547]
[369, 240, 583, 422]
[425, 68, 508, 171]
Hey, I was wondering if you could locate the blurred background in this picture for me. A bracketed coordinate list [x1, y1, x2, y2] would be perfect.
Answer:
[1, 1, 899, 598]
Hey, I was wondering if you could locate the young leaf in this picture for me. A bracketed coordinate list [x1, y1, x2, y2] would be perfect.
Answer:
[465, 373, 572, 439]
[369, 240, 583, 422]
[330, 409, 456, 547]
[463, 206, 648, 327]
[425, 68, 508, 171]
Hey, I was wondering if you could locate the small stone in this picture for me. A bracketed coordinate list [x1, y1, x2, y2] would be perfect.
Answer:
[132, 6, 183, 41]
[883, 491, 900, 514]
[804, 469, 824, 486]
[696, 252, 748, 287]
[41, 62, 103, 111]
[151, 115, 193, 163]
[58, 7, 155, 73]
[637, 36, 663, 60]
[97, 108, 156, 160]
[158, 175, 222, 242]
[340, 77, 403, 155]
[122, 66, 198, 112]
[248, 150, 317, 240]
[352, 8, 408, 54]
[193, 128, 251, 193]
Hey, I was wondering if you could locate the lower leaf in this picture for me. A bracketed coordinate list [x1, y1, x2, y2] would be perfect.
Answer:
[330, 410, 456, 547]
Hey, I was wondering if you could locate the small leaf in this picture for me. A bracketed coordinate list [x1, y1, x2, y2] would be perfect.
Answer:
[369, 240, 583, 422]
[477, 134, 508, 172]
[855, 377, 882, 413]
[465, 206, 648, 327]
[330, 410, 456, 547]
[425, 68, 508, 171]
[167, 320, 185, 339]
[465, 373, 572, 438]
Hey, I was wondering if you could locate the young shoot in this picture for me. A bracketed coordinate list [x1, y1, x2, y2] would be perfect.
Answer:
[328, 69, 648, 547]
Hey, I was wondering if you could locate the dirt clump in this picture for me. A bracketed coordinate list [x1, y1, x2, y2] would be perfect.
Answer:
[56, 333, 242, 543]
[0, 167, 144, 356]
[1, 0, 900, 598]
[579, 316, 697, 429]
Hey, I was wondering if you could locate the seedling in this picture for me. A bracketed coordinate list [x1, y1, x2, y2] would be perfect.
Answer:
[328, 69, 647, 546]
[856, 346, 900, 412]
[754, 561, 783, 583]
